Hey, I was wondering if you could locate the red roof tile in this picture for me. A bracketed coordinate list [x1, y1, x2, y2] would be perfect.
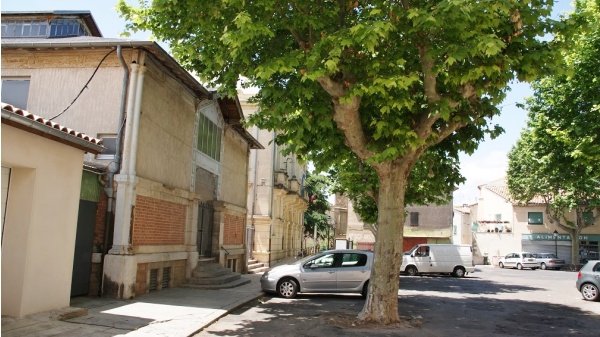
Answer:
[1, 102, 104, 153]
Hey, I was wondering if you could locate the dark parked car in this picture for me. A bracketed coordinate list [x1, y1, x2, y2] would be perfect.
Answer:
[576, 260, 600, 301]
[533, 253, 565, 270]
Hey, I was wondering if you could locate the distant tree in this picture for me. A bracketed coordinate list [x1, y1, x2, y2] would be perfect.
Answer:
[507, 1, 600, 264]
[120, 0, 575, 324]
[303, 173, 333, 251]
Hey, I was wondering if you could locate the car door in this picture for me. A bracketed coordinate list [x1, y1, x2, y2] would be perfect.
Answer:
[336, 253, 370, 291]
[505, 253, 516, 267]
[300, 253, 338, 291]
[413, 246, 433, 273]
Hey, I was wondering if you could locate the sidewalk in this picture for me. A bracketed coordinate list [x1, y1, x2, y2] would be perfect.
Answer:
[1, 273, 264, 337]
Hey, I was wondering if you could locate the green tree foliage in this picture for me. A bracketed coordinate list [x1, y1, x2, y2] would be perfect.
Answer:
[303, 173, 333, 248]
[507, 1, 600, 265]
[119, 0, 574, 324]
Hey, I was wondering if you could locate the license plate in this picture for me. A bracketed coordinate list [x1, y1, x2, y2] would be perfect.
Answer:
[527, 258, 534, 261]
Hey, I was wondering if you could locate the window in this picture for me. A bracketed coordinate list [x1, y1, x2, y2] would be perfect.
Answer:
[414, 246, 430, 257]
[410, 212, 419, 226]
[96, 135, 117, 160]
[197, 112, 222, 161]
[340, 253, 367, 267]
[528, 212, 544, 225]
[1, 18, 87, 38]
[49, 19, 86, 38]
[305, 253, 335, 268]
[1, 79, 30, 109]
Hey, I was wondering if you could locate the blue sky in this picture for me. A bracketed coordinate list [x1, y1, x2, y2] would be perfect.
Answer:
[2, 0, 576, 205]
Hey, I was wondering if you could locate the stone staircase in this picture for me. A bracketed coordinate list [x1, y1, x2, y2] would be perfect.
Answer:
[247, 258, 269, 274]
[182, 257, 250, 289]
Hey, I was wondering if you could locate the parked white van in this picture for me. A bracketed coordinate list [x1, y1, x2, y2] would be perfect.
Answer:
[400, 244, 475, 277]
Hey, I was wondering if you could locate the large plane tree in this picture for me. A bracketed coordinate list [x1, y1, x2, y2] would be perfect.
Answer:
[507, 0, 599, 265]
[119, 0, 575, 324]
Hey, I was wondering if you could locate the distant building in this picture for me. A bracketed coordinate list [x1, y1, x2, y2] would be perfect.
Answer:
[469, 177, 600, 265]
[339, 195, 454, 252]
[238, 91, 308, 267]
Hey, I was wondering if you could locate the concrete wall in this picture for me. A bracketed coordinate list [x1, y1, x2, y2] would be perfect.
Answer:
[1, 49, 128, 149]
[1, 125, 85, 317]
[136, 58, 197, 190]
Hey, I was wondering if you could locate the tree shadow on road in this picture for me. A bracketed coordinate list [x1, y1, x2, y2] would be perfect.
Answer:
[194, 294, 600, 337]
[399, 274, 541, 294]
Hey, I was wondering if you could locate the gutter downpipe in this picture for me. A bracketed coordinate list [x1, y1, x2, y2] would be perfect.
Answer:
[100, 45, 129, 296]
[269, 131, 276, 267]
[128, 52, 146, 176]
[249, 126, 259, 260]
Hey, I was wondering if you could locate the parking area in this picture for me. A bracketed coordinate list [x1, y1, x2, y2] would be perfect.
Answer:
[196, 265, 600, 337]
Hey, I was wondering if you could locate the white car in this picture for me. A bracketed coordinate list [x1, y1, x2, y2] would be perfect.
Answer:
[260, 249, 373, 298]
[499, 252, 538, 270]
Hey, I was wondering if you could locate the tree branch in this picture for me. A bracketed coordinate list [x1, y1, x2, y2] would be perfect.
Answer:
[317, 75, 373, 161]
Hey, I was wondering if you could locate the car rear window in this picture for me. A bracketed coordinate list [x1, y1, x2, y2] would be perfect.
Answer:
[522, 253, 535, 258]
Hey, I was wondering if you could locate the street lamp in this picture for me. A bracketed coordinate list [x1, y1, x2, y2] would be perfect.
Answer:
[553, 230, 559, 256]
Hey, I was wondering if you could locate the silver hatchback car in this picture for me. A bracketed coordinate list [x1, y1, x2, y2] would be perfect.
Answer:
[533, 253, 566, 270]
[576, 260, 600, 301]
[499, 252, 538, 270]
[260, 249, 373, 298]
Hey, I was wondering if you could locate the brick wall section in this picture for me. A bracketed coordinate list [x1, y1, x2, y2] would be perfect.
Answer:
[89, 193, 108, 296]
[132, 195, 186, 245]
[223, 213, 244, 245]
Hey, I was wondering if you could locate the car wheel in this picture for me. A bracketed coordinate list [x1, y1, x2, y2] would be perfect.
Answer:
[581, 283, 600, 301]
[453, 267, 466, 278]
[406, 266, 418, 276]
[517, 263, 523, 270]
[540, 263, 547, 270]
[361, 281, 369, 298]
[277, 278, 298, 299]
[499, 262, 504, 268]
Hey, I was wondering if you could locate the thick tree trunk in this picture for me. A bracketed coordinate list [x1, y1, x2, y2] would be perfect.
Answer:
[358, 165, 405, 324]
[570, 227, 581, 265]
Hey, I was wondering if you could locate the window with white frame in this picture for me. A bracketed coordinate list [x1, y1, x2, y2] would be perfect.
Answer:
[1, 78, 30, 109]
[1, 18, 88, 38]
[196, 107, 222, 162]
[528, 212, 544, 225]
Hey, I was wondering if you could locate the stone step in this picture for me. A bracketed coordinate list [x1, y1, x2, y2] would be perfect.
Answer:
[247, 262, 266, 269]
[181, 277, 251, 290]
[195, 262, 225, 272]
[192, 267, 232, 279]
[248, 266, 269, 274]
[186, 273, 242, 286]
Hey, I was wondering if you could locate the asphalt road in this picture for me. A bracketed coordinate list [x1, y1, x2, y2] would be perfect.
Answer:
[194, 266, 600, 336]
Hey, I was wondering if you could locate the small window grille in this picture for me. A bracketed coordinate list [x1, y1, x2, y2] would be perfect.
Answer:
[149, 268, 159, 291]
[410, 212, 419, 226]
[162, 267, 171, 289]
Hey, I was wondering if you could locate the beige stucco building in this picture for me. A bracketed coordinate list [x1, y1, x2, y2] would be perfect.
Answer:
[1, 104, 104, 317]
[338, 195, 454, 252]
[1, 10, 261, 308]
[470, 178, 600, 265]
[238, 91, 309, 266]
